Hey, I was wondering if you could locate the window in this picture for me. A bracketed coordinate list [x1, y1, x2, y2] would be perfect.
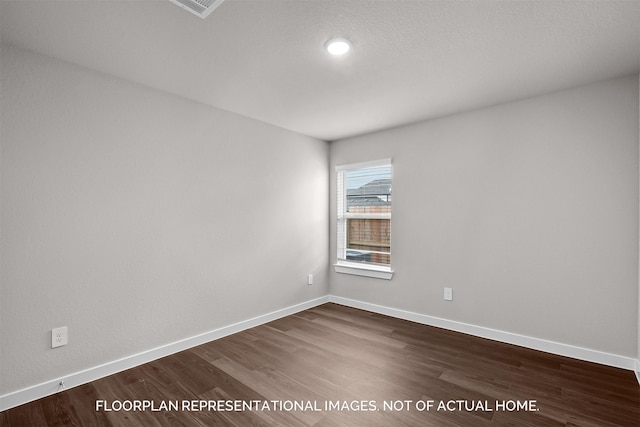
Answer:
[335, 159, 393, 280]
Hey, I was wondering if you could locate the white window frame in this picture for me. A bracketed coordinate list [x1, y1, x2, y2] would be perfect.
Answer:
[334, 159, 394, 280]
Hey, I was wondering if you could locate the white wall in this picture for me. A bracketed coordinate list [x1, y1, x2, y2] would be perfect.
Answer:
[330, 75, 639, 358]
[0, 45, 329, 395]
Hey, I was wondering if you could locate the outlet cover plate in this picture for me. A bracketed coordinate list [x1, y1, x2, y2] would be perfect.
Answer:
[52, 326, 68, 348]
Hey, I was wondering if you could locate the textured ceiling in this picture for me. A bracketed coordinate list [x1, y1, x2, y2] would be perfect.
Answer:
[2, 0, 640, 141]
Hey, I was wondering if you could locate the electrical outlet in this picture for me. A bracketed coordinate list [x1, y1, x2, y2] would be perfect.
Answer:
[444, 287, 453, 301]
[52, 326, 68, 348]
[307, 274, 313, 285]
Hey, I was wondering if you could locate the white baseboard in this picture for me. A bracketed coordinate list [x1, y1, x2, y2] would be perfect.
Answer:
[2, 294, 637, 412]
[0, 296, 330, 412]
[328, 295, 639, 373]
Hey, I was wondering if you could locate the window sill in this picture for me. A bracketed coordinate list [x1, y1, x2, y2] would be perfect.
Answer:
[333, 262, 394, 280]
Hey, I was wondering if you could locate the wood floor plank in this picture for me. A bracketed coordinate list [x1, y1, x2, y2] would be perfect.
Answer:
[2, 303, 638, 426]
[39, 390, 85, 427]
[64, 384, 114, 427]
[0, 400, 49, 427]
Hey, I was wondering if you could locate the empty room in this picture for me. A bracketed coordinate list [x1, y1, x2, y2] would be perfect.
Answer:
[1, 0, 639, 426]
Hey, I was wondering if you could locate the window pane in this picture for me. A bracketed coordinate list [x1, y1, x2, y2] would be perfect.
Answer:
[346, 167, 392, 214]
[347, 218, 390, 265]
[344, 165, 392, 265]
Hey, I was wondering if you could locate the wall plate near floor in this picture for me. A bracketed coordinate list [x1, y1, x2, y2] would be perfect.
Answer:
[52, 326, 68, 348]
[444, 287, 453, 301]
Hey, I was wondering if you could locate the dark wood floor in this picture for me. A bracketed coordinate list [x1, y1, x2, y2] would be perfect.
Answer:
[1, 303, 639, 426]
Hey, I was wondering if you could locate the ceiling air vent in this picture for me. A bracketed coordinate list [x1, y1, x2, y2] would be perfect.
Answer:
[168, 0, 225, 19]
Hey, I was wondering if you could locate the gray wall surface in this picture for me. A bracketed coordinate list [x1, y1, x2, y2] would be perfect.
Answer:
[330, 75, 639, 358]
[0, 46, 329, 394]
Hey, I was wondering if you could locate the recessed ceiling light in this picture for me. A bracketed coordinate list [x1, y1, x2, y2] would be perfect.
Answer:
[325, 38, 352, 56]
